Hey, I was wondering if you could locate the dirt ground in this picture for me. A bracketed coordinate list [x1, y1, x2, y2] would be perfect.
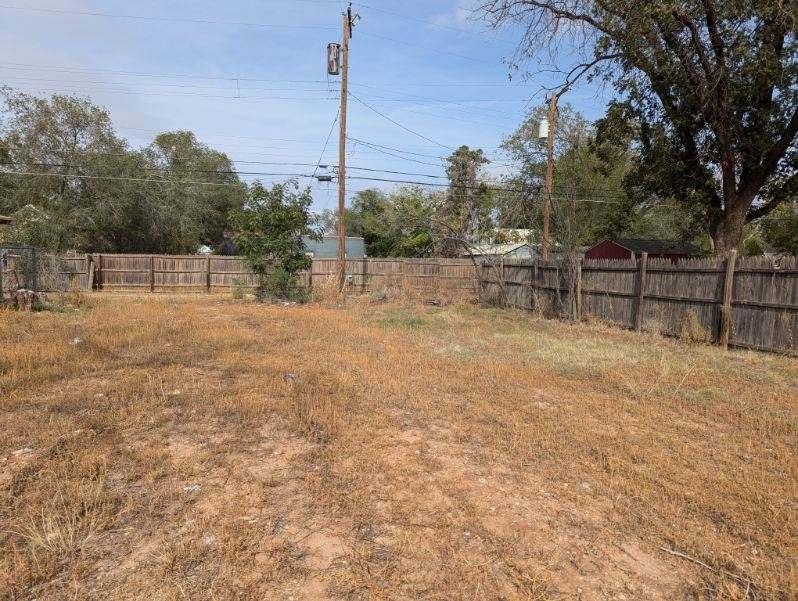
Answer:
[1, 294, 795, 600]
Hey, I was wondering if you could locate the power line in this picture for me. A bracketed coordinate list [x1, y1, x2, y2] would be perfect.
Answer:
[2, 83, 337, 101]
[348, 92, 452, 150]
[313, 109, 340, 177]
[351, 2, 518, 44]
[0, 62, 531, 88]
[0, 168, 624, 202]
[0, 4, 338, 30]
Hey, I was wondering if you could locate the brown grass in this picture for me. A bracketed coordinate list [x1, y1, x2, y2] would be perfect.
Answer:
[0, 294, 795, 600]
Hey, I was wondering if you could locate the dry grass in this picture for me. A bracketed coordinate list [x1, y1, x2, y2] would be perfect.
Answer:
[0, 294, 795, 600]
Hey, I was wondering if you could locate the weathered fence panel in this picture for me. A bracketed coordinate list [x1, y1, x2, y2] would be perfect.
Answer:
[86, 254, 478, 298]
[480, 255, 797, 355]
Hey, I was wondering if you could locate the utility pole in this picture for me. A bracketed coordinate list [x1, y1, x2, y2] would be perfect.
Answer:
[541, 94, 557, 261]
[336, 5, 353, 292]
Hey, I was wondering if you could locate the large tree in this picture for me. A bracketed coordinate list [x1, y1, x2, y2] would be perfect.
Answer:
[481, 0, 797, 252]
[144, 131, 245, 254]
[0, 89, 245, 253]
[434, 146, 493, 256]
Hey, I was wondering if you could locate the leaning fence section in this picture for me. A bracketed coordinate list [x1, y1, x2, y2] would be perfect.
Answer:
[481, 254, 797, 355]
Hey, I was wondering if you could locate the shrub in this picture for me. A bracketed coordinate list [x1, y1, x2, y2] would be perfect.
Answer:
[230, 278, 246, 300]
[228, 181, 318, 303]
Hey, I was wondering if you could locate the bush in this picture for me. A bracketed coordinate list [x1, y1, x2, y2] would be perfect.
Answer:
[228, 180, 317, 304]
[231, 278, 246, 300]
[259, 269, 308, 303]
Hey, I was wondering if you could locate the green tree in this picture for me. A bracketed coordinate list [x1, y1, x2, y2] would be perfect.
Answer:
[481, 0, 797, 253]
[501, 104, 633, 248]
[346, 187, 435, 257]
[228, 180, 317, 301]
[741, 200, 798, 255]
[144, 131, 245, 254]
[0, 89, 246, 253]
[435, 146, 493, 256]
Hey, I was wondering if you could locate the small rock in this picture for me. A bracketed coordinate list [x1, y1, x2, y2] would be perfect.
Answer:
[283, 373, 298, 384]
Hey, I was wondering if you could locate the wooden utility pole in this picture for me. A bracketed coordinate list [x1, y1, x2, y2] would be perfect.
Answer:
[541, 94, 557, 261]
[336, 5, 353, 292]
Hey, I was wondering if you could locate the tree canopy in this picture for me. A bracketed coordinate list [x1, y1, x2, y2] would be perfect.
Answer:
[481, 0, 797, 252]
[0, 89, 245, 253]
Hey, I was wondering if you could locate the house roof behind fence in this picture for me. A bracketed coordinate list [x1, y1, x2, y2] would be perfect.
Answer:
[611, 239, 700, 255]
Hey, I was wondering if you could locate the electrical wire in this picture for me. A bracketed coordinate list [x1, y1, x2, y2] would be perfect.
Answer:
[0, 168, 625, 202]
[313, 109, 340, 177]
[348, 92, 452, 150]
[0, 4, 338, 30]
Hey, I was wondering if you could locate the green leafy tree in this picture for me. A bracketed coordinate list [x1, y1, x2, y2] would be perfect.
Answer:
[481, 0, 797, 253]
[741, 200, 798, 255]
[228, 180, 317, 301]
[0, 89, 245, 253]
[144, 131, 245, 254]
[501, 104, 633, 248]
[347, 187, 435, 257]
[435, 146, 493, 256]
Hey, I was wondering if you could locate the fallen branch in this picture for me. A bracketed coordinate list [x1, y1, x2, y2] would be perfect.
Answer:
[658, 546, 753, 590]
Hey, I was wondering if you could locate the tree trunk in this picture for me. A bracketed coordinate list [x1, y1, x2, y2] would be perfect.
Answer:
[712, 205, 747, 254]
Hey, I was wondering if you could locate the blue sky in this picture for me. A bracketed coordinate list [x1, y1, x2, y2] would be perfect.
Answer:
[0, 0, 617, 211]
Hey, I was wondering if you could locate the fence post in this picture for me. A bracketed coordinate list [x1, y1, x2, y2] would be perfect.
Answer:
[97, 254, 103, 290]
[719, 249, 738, 349]
[206, 256, 212, 293]
[634, 252, 648, 331]
[574, 256, 582, 321]
[87, 255, 95, 291]
[149, 255, 155, 293]
[362, 256, 368, 294]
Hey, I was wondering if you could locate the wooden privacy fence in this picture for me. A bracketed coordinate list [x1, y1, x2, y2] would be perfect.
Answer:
[87, 254, 478, 296]
[481, 253, 798, 355]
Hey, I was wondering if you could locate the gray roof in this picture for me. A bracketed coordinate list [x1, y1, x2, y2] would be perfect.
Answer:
[612, 239, 700, 255]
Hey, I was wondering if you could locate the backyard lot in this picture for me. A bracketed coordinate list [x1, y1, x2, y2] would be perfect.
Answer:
[1, 294, 795, 600]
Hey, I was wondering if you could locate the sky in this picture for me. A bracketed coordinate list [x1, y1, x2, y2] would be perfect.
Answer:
[0, 0, 617, 212]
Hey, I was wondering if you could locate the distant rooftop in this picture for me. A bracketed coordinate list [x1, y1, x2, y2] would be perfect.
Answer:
[613, 239, 700, 255]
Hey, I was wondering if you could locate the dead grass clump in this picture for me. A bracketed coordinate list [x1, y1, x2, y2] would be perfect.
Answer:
[680, 310, 711, 344]
[642, 317, 666, 335]
[2, 449, 121, 593]
[310, 274, 343, 305]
